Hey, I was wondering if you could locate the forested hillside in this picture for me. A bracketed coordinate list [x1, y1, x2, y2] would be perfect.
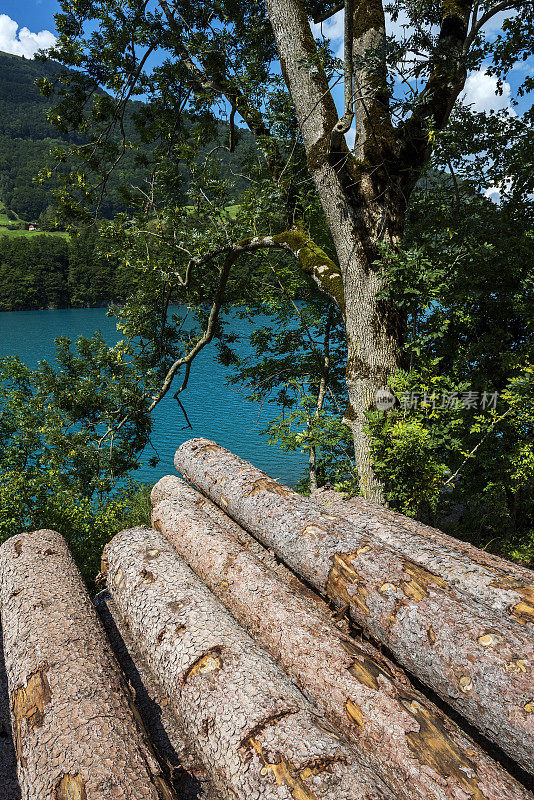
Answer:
[0, 50, 150, 220]
[0, 50, 255, 308]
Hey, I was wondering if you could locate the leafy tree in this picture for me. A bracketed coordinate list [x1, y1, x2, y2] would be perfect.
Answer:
[363, 178, 534, 556]
[0, 337, 155, 586]
[41, 0, 533, 501]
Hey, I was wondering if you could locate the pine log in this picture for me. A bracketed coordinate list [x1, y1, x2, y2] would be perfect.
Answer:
[314, 488, 534, 580]
[312, 487, 534, 626]
[103, 526, 396, 800]
[152, 476, 333, 618]
[175, 438, 534, 773]
[151, 485, 533, 800]
[94, 589, 221, 800]
[0, 623, 20, 800]
[0, 530, 176, 800]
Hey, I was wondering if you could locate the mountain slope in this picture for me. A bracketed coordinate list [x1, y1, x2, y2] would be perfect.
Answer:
[0, 51, 253, 223]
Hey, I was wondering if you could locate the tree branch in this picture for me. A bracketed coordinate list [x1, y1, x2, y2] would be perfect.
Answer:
[464, 1, 523, 53]
[398, 0, 475, 178]
[330, 0, 355, 154]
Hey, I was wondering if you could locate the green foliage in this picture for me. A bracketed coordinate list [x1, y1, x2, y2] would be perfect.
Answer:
[0, 228, 140, 310]
[0, 472, 151, 590]
[0, 51, 147, 221]
[267, 408, 358, 494]
[368, 411, 449, 518]
[3, 0, 530, 574]
[364, 179, 534, 559]
[0, 338, 151, 493]
[0, 338, 154, 587]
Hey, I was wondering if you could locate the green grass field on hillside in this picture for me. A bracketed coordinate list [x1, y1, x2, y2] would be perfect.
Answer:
[0, 227, 70, 239]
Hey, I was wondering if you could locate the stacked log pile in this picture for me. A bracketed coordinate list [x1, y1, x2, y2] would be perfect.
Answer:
[1, 437, 533, 800]
[102, 526, 395, 800]
[311, 487, 534, 623]
[175, 438, 534, 774]
[150, 476, 531, 800]
[94, 589, 220, 800]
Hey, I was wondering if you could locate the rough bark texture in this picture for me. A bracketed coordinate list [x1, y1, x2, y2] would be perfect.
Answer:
[151, 476, 334, 619]
[0, 530, 176, 800]
[94, 589, 220, 800]
[151, 485, 533, 800]
[261, 0, 475, 501]
[263, 0, 406, 502]
[103, 526, 396, 800]
[0, 623, 20, 800]
[175, 439, 534, 773]
[313, 488, 534, 582]
[311, 488, 534, 630]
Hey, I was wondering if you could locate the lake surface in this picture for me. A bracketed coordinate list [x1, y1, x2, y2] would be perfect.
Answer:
[0, 308, 305, 486]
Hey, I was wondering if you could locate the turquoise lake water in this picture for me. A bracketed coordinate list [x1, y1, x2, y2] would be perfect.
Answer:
[0, 308, 305, 486]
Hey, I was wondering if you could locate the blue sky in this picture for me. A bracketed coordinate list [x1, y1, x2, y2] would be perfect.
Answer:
[0, 1, 530, 137]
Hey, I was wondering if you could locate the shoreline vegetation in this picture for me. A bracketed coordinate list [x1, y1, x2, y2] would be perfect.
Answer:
[0, 228, 138, 311]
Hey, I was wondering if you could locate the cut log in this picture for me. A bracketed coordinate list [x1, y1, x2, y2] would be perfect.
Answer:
[312, 487, 534, 627]
[94, 589, 221, 800]
[152, 476, 333, 618]
[151, 485, 533, 800]
[175, 438, 534, 773]
[314, 488, 534, 581]
[0, 530, 176, 800]
[0, 623, 20, 800]
[103, 526, 396, 800]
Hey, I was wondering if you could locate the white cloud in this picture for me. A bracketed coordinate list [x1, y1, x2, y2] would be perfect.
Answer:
[0, 14, 56, 59]
[462, 69, 512, 113]
[310, 9, 344, 42]
[484, 178, 512, 203]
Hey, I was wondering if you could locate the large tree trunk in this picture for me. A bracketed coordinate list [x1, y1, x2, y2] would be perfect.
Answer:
[94, 590, 220, 800]
[151, 482, 531, 800]
[175, 439, 534, 772]
[103, 526, 395, 800]
[341, 249, 403, 503]
[312, 488, 534, 629]
[263, 0, 407, 501]
[0, 530, 176, 800]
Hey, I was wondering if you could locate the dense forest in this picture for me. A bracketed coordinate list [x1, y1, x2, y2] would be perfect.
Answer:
[0, 230, 145, 310]
[0, 50, 256, 309]
[0, 51, 149, 220]
[0, 51, 254, 226]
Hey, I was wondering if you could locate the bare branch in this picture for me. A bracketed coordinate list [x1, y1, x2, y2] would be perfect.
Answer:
[464, 1, 523, 52]
[443, 408, 512, 487]
[312, 1, 344, 24]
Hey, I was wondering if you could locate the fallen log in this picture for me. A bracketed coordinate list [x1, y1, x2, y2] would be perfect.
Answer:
[312, 487, 534, 626]
[314, 488, 534, 580]
[152, 476, 333, 619]
[103, 526, 396, 800]
[175, 438, 534, 773]
[0, 530, 176, 800]
[94, 589, 221, 800]
[152, 484, 533, 800]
